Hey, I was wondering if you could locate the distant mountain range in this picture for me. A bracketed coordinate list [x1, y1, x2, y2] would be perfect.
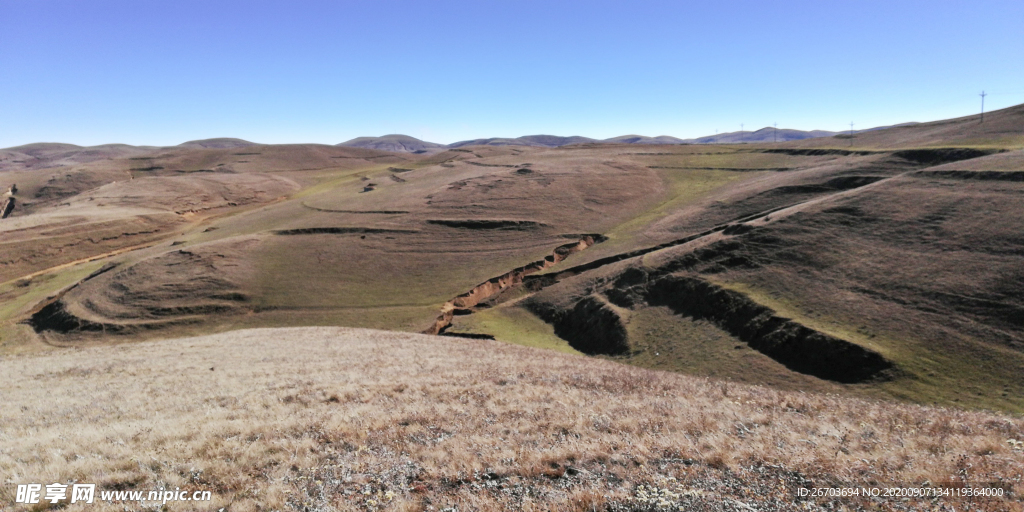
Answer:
[337, 124, 918, 152]
[2, 123, 922, 158]
[447, 135, 600, 148]
[604, 135, 689, 144]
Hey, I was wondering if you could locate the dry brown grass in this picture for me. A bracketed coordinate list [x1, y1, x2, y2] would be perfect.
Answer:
[1, 327, 1022, 511]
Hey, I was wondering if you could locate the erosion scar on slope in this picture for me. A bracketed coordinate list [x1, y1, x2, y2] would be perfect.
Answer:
[424, 234, 607, 335]
[424, 173, 899, 338]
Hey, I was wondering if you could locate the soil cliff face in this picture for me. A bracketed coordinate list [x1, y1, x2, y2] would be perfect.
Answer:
[530, 268, 895, 383]
[425, 235, 606, 335]
[641, 275, 894, 383]
[1, 197, 14, 218]
[526, 295, 630, 355]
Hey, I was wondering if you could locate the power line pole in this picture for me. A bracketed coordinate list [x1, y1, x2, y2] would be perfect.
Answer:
[849, 122, 854, 147]
[980, 90, 987, 123]
[773, 122, 777, 143]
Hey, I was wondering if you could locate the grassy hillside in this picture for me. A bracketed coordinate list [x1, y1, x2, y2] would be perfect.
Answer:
[2, 327, 1021, 511]
[2, 105, 1023, 415]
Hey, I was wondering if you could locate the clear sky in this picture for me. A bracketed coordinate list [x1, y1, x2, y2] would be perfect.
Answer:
[3, 0, 1023, 147]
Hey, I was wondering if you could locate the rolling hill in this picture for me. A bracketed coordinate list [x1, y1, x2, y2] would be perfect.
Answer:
[336, 128, 856, 151]
[448, 135, 600, 148]
[1, 104, 1023, 415]
[604, 135, 689, 144]
[338, 134, 447, 153]
[177, 137, 260, 149]
[683, 127, 838, 144]
[2, 103, 1024, 511]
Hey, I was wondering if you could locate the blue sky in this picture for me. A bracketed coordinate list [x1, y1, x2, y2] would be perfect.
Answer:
[3, 0, 1023, 147]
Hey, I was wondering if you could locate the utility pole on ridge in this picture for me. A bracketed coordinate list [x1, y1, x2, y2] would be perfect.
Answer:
[980, 91, 987, 123]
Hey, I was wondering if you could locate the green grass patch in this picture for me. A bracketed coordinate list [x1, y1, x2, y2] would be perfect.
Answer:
[0, 262, 106, 324]
[0, 262, 109, 354]
[605, 169, 752, 242]
[711, 279, 1024, 413]
[450, 305, 583, 355]
[613, 305, 837, 392]
[253, 235, 570, 310]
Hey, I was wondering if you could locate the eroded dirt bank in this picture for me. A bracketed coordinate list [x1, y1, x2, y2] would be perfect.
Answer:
[526, 271, 895, 383]
[640, 274, 892, 382]
[527, 294, 630, 355]
[424, 234, 607, 335]
[1, 196, 14, 218]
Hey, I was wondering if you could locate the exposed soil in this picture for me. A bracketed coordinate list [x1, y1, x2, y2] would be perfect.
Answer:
[524, 204, 814, 291]
[425, 235, 606, 335]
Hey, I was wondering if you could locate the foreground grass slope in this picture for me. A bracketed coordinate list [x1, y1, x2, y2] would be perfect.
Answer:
[2, 327, 1022, 511]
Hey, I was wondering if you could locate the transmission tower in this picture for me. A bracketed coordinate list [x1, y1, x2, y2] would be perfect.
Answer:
[980, 91, 987, 123]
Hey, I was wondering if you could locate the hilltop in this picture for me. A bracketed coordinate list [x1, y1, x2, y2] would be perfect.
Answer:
[449, 135, 600, 148]
[604, 135, 688, 144]
[338, 134, 447, 153]
[178, 137, 259, 149]
[684, 128, 837, 144]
